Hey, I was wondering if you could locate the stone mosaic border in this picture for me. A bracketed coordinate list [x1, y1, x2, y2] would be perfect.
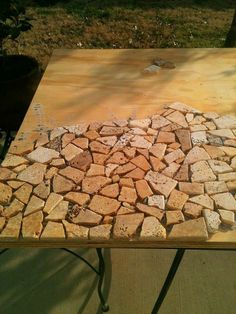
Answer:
[0, 102, 236, 242]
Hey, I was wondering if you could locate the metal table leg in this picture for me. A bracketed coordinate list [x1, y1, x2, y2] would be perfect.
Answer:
[151, 249, 185, 314]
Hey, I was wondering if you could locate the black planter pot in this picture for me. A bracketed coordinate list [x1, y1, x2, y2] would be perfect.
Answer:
[0, 55, 41, 131]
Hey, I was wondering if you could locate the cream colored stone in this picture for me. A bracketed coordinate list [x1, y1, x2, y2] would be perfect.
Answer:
[136, 203, 164, 220]
[13, 164, 28, 173]
[140, 217, 166, 240]
[184, 146, 210, 165]
[65, 123, 88, 136]
[204, 181, 228, 195]
[191, 131, 208, 145]
[148, 195, 165, 209]
[62, 220, 89, 239]
[59, 166, 84, 184]
[166, 110, 188, 128]
[213, 115, 236, 129]
[27, 146, 59, 163]
[208, 129, 235, 139]
[203, 209, 221, 233]
[129, 118, 151, 130]
[211, 192, 236, 211]
[45, 167, 58, 180]
[149, 143, 167, 159]
[152, 115, 170, 129]
[166, 102, 201, 113]
[161, 163, 180, 178]
[130, 135, 152, 149]
[89, 195, 120, 215]
[218, 172, 236, 181]
[191, 161, 216, 182]
[72, 209, 102, 226]
[105, 164, 119, 177]
[0, 213, 22, 239]
[178, 182, 204, 195]
[89, 224, 112, 240]
[50, 158, 65, 168]
[145, 170, 178, 197]
[6, 181, 24, 189]
[219, 146, 236, 157]
[218, 209, 235, 226]
[22, 211, 43, 239]
[64, 192, 90, 205]
[53, 175, 75, 193]
[208, 159, 233, 174]
[24, 195, 45, 216]
[3, 198, 24, 218]
[46, 200, 68, 221]
[41, 221, 65, 239]
[164, 149, 185, 164]
[17, 163, 47, 186]
[43, 193, 64, 214]
[61, 143, 83, 161]
[33, 181, 50, 200]
[189, 194, 214, 210]
[35, 133, 49, 147]
[113, 213, 144, 238]
[14, 183, 33, 204]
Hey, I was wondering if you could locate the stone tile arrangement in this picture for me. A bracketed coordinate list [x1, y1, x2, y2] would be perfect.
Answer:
[0, 102, 236, 242]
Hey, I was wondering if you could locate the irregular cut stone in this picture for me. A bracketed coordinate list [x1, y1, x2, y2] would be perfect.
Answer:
[123, 147, 136, 159]
[189, 194, 214, 210]
[213, 115, 236, 129]
[50, 158, 65, 168]
[218, 172, 236, 181]
[203, 209, 221, 233]
[90, 141, 110, 154]
[118, 187, 137, 205]
[35, 132, 49, 148]
[175, 129, 192, 152]
[178, 182, 204, 195]
[191, 161, 216, 182]
[43, 193, 63, 214]
[124, 168, 145, 180]
[46, 200, 68, 221]
[189, 115, 206, 125]
[13, 164, 27, 173]
[0, 167, 16, 180]
[113, 213, 144, 238]
[204, 181, 228, 195]
[33, 181, 50, 200]
[162, 163, 180, 178]
[219, 146, 236, 157]
[69, 150, 92, 171]
[1, 154, 28, 168]
[150, 156, 166, 172]
[211, 192, 236, 210]
[53, 175, 75, 193]
[202, 145, 225, 159]
[72, 209, 102, 226]
[156, 131, 175, 143]
[41, 221, 65, 239]
[191, 131, 208, 146]
[174, 164, 189, 181]
[208, 160, 233, 174]
[183, 202, 203, 219]
[130, 135, 152, 149]
[136, 203, 164, 220]
[149, 143, 167, 159]
[45, 167, 58, 180]
[14, 183, 33, 204]
[100, 126, 124, 136]
[117, 206, 135, 215]
[190, 125, 207, 132]
[224, 139, 236, 147]
[218, 209, 235, 226]
[145, 170, 178, 197]
[140, 216, 166, 240]
[208, 129, 235, 139]
[184, 146, 210, 165]
[22, 211, 43, 239]
[62, 133, 76, 148]
[62, 220, 89, 239]
[87, 164, 105, 177]
[105, 164, 119, 177]
[61, 143, 83, 162]
[0, 213, 22, 239]
[166, 102, 201, 113]
[166, 211, 185, 226]
[59, 166, 84, 184]
[107, 152, 129, 165]
[166, 110, 188, 128]
[115, 163, 136, 175]
[226, 181, 236, 191]
[152, 115, 170, 129]
[119, 178, 134, 188]
[93, 153, 109, 165]
[27, 146, 59, 163]
[204, 121, 216, 130]
[168, 217, 208, 241]
[50, 127, 67, 140]
[97, 136, 117, 146]
[0, 182, 12, 205]
[135, 180, 153, 199]
[148, 195, 165, 209]
[24, 195, 45, 216]
[3, 198, 24, 218]
[82, 176, 111, 194]
[230, 156, 236, 170]
[65, 192, 90, 205]
[164, 149, 185, 164]
[129, 119, 151, 130]
[130, 155, 151, 171]
[207, 134, 223, 146]
[203, 112, 219, 119]
[100, 183, 119, 198]
[89, 224, 112, 240]
[7, 181, 24, 189]
[17, 160, 46, 184]
[166, 189, 189, 210]
[84, 130, 99, 140]
[65, 123, 88, 136]
[89, 195, 120, 215]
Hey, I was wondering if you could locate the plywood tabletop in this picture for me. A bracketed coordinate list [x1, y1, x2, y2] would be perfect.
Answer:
[2, 48, 236, 249]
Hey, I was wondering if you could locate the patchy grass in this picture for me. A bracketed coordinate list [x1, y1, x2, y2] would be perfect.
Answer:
[5, 0, 235, 69]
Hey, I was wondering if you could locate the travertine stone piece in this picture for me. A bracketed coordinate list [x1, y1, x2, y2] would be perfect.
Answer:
[89, 224, 112, 240]
[61, 143, 83, 161]
[189, 194, 214, 210]
[166, 210, 185, 226]
[208, 159, 233, 174]
[100, 183, 119, 198]
[191, 161, 216, 183]
[124, 167, 145, 180]
[0, 182, 12, 205]
[203, 209, 221, 233]
[184, 146, 210, 165]
[140, 217, 166, 240]
[27, 146, 59, 163]
[59, 166, 84, 184]
[35, 133, 49, 148]
[53, 175, 75, 193]
[6, 181, 24, 189]
[33, 181, 50, 200]
[183, 202, 203, 218]
[65, 123, 88, 136]
[100, 126, 124, 136]
[62, 220, 89, 239]
[24, 195, 45, 216]
[149, 143, 167, 159]
[43, 193, 63, 214]
[130, 155, 151, 171]
[161, 163, 180, 178]
[204, 181, 228, 195]
[72, 209, 102, 226]
[202, 145, 225, 159]
[166, 110, 188, 128]
[69, 150, 92, 171]
[87, 164, 105, 176]
[17, 163, 47, 186]
[157, 131, 175, 143]
[213, 115, 236, 129]
[118, 187, 138, 204]
[166, 189, 189, 210]
[14, 183, 33, 204]
[50, 127, 67, 140]
[152, 115, 170, 129]
[41, 221, 65, 239]
[62, 133, 76, 148]
[208, 129, 235, 139]
[174, 164, 189, 181]
[1, 154, 28, 168]
[113, 213, 144, 238]
[178, 182, 204, 195]
[218, 172, 236, 181]
[148, 195, 165, 209]
[45, 200, 68, 221]
[22, 211, 43, 239]
[82, 176, 111, 194]
[135, 180, 153, 199]
[89, 195, 120, 215]
[64, 192, 90, 205]
[175, 129, 192, 152]
[97, 136, 117, 146]
[218, 210, 235, 226]
[130, 135, 152, 149]
[136, 203, 164, 220]
[0, 213, 22, 239]
[3, 198, 24, 218]
[0, 167, 16, 180]
[164, 149, 185, 164]
[145, 171, 178, 197]
[211, 192, 236, 210]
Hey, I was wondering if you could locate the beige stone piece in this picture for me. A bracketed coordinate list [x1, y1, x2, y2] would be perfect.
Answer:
[166, 110, 188, 128]
[103, 120, 116, 126]
[89, 195, 120, 215]
[100, 183, 119, 198]
[100, 126, 124, 136]
[151, 115, 170, 129]
[166, 211, 185, 226]
[129, 118, 151, 130]
[61, 144, 83, 162]
[149, 143, 167, 159]
[168, 142, 181, 150]
[65, 123, 88, 136]
[186, 113, 194, 122]
[168, 217, 208, 241]
[230, 156, 236, 170]
[14, 183, 33, 204]
[24, 195, 45, 216]
[50, 158, 65, 168]
[145, 170, 178, 197]
[161, 163, 180, 178]
[1, 154, 28, 168]
[115, 163, 136, 175]
[135, 180, 153, 199]
[93, 153, 109, 165]
[183, 202, 203, 219]
[13, 164, 28, 173]
[62, 220, 89, 239]
[113, 213, 144, 238]
[64, 192, 90, 205]
[7, 181, 24, 189]
[189, 115, 206, 125]
[82, 176, 111, 194]
[17, 163, 47, 186]
[59, 166, 84, 184]
[175, 129, 192, 152]
[123, 147, 136, 159]
[208, 129, 235, 139]
[124, 167, 145, 180]
[0, 167, 16, 180]
[189, 194, 214, 210]
[166, 102, 201, 114]
[43, 193, 63, 214]
[224, 139, 236, 147]
[191, 161, 216, 182]
[218, 172, 236, 181]
[41, 221, 65, 239]
[61, 133, 76, 148]
[130, 135, 152, 149]
[149, 156, 166, 172]
[90, 141, 110, 154]
[147, 128, 158, 136]
[97, 136, 117, 146]
[178, 182, 204, 195]
[45, 200, 68, 221]
[45, 167, 58, 180]
[190, 125, 207, 132]
[0, 182, 12, 205]
[8, 139, 34, 156]
[166, 189, 189, 210]
[33, 181, 50, 200]
[137, 148, 149, 159]
[72, 138, 88, 150]
[106, 152, 128, 165]
[130, 155, 151, 171]
[202, 145, 225, 159]
[129, 127, 146, 136]
[3, 198, 25, 218]
[140, 216, 166, 240]
[105, 164, 119, 177]
[203, 112, 219, 119]
[184, 146, 210, 165]
[53, 175, 75, 193]
[204, 121, 216, 130]
[0, 213, 22, 239]
[117, 206, 135, 215]
[114, 119, 128, 127]
[84, 130, 100, 140]
[22, 211, 43, 239]
[219, 146, 236, 157]
[136, 203, 164, 220]
[161, 123, 182, 132]
[211, 192, 236, 210]
[0, 217, 6, 232]
[72, 208, 102, 226]
[226, 181, 236, 191]
[112, 174, 120, 183]
[148, 195, 165, 209]
[118, 187, 137, 205]
[111, 133, 133, 152]
[213, 115, 236, 129]
[204, 181, 228, 195]
[35, 133, 49, 148]
[27, 146, 59, 164]
[50, 127, 67, 140]
[87, 164, 105, 177]
[89, 224, 112, 240]
[203, 209, 221, 233]
[164, 149, 185, 164]
[174, 164, 189, 182]
[156, 131, 175, 143]
[218, 209, 235, 226]
[69, 150, 93, 171]
[191, 131, 208, 146]
[119, 178, 134, 188]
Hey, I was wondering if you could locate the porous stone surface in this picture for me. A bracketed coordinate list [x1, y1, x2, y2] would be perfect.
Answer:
[1, 103, 236, 242]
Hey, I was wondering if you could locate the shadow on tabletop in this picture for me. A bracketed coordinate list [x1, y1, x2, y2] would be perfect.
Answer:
[0, 248, 111, 314]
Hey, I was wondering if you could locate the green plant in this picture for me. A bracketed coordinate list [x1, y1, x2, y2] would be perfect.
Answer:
[0, 0, 32, 55]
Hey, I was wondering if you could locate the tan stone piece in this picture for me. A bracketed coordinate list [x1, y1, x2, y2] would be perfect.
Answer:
[100, 183, 119, 198]
[17, 163, 47, 186]
[43, 193, 63, 214]
[0, 217, 6, 232]
[27, 146, 59, 163]
[151, 115, 170, 129]
[208, 159, 233, 174]
[137, 148, 149, 159]
[191, 161, 216, 183]
[211, 192, 236, 210]
[65, 123, 89, 136]
[149, 156, 166, 172]
[84, 130, 100, 140]
[166, 102, 201, 114]
[41, 221, 65, 239]
[118, 187, 137, 205]
[89, 224, 112, 240]
[7, 181, 24, 189]
[115, 162, 136, 175]
[33, 181, 50, 200]
[124, 167, 145, 180]
[89, 195, 120, 215]
[219, 146, 236, 157]
[123, 147, 136, 159]
[3, 198, 24, 218]
[218, 209, 235, 226]
[113, 213, 144, 238]
[166, 211, 185, 226]
[156, 131, 175, 143]
[135, 180, 153, 199]
[136, 203, 164, 220]
[183, 202, 203, 219]
[129, 118, 151, 130]
[22, 211, 43, 239]
[140, 216, 166, 240]
[208, 129, 235, 139]
[45, 167, 58, 180]
[130, 155, 151, 171]
[204, 181, 228, 195]
[148, 195, 165, 209]
[145, 170, 178, 197]
[97, 136, 118, 146]
[191, 131, 208, 146]
[119, 178, 134, 188]
[53, 174, 75, 193]
[62, 220, 89, 239]
[164, 149, 185, 164]
[1, 154, 28, 168]
[93, 153, 109, 165]
[226, 181, 236, 191]
[14, 183, 33, 204]
[203, 209, 221, 233]
[218, 172, 236, 181]
[149, 143, 167, 159]
[35, 132, 49, 148]
[130, 135, 152, 149]
[64, 192, 90, 205]
[105, 164, 119, 177]
[0, 182, 12, 205]
[175, 129, 192, 152]
[184, 146, 210, 165]
[117, 206, 135, 215]
[69, 150, 93, 171]
[61, 133, 76, 148]
[178, 182, 204, 195]
[72, 137, 89, 149]
[189, 194, 214, 210]
[45, 200, 68, 221]
[61, 143, 83, 161]
[59, 166, 84, 184]
[13, 164, 28, 173]
[100, 126, 124, 136]
[161, 163, 180, 178]
[50, 158, 65, 168]
[72, 208, 102, 226]
[82, 176, 111, 194]
[0, 213, 22, 239]
[0, 167, 16, 180]
[166, 110, 188, 128]
[24, 195, 45, 216]
[87, 164, 105, 177]
[167, 189, 189, 210]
